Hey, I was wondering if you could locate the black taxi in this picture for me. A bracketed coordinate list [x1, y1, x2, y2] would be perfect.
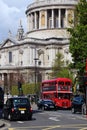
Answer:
[2, 96, 33, 121]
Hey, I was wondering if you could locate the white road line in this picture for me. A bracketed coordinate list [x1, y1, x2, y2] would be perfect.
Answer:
[49, 117, 60, 121]
[17, 121, 24, 123]
[48, 113, 61, 117]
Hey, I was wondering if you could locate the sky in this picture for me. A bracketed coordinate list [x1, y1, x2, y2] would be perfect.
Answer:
[0, 0, 34, 43]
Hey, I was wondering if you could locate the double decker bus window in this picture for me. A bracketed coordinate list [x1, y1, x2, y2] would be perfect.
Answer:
[42, 86, 56, 91]
[58, 81, 64, 85]
[70, 86, 72, 91]
[60, 86, 68, 91]
[58, 86, 61, 91]
[58, 93, 71, 99]
[44, 94, 51, 99]
[42, 81, 57, 87]
[65, 82, 70, 85]
[52, 81, 56, 85]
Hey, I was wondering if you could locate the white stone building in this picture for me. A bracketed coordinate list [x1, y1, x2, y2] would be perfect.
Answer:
[0, 0, 78, 93]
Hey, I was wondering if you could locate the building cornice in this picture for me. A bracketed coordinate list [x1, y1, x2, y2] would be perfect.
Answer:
[0, 36, 69, 50]
[26, 0, 78, 13]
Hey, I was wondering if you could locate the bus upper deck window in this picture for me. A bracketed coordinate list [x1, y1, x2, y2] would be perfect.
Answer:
[58, 82, 64, 85]
[65, 82, 70, 85]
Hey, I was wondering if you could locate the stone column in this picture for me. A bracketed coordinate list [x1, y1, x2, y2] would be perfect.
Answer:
[65, 9, 68, 27]
[45, 10, 47, 29]
[31, 13, 33, 30]
[30, 47, 32, 65]
[35, 12, 37, 29]
[2, 73, 4, 81]
[39, 11, 41, 29]
[59, 9, 61, 28]
[0, 74, 2, 80]
[1, 73, 4, 91]
[52, 9, 54, 28]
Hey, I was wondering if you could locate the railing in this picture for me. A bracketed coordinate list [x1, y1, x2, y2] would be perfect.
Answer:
[27, 0, 78, 10]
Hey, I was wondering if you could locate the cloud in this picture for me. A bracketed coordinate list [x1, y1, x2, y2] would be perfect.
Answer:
[0, 1, 20, 24]
[0, 0, 33, 42]
[0, 0, 21, 41]
[3, 0, 33, 8]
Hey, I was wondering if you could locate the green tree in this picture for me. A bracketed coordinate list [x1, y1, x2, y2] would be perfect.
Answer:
[68, 0, 87, 75]
[51, 52, 73, 81]
[52, 52, 64, 77]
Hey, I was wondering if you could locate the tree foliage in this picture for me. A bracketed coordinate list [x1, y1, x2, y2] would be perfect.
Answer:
[11, 83, 40, 96]
[52, 52, 64, 76]
[68, 0, 87, 75]
[51, 52, 73, 81]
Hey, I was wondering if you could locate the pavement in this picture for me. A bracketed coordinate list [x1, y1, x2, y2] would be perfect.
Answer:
[0, 120, 5, 128]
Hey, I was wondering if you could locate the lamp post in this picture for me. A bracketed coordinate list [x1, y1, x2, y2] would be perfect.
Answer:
[34, 58, 39, 89]
[34, 47, 42, 93]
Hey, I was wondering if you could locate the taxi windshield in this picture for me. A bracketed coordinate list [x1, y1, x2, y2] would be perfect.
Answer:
[13, 98, 29, 106]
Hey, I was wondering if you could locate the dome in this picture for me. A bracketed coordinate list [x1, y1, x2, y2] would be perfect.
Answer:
[26, 0, 77, 39]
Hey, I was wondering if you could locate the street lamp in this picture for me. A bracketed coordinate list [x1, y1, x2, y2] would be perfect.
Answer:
[34, 58, 39, 88]
[34, 47, 42, 91]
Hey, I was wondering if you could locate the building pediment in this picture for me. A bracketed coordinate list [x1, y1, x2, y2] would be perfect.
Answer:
[0, 38, 17, 48]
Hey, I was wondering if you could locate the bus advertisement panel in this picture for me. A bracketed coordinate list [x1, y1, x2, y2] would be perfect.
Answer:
[41, 78, 72, 109]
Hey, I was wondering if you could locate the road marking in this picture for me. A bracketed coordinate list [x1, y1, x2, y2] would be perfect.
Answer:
[49, 117, 60, 121]
[8, 128, 14, 130]
[48, 113, 62, 117]
[17, 121, 24, 123]
[8, 125, 60, 130]
[8, 125, 61, 130]
[8, 124, 87, 130]
[80, 128, 87, 130]
[42, 125, 60, 130]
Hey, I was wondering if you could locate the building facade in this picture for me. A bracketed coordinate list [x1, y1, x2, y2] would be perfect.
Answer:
[0, 0, 78, 93]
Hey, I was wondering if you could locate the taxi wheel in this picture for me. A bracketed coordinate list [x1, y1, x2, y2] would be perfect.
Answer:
[28, 115, 32, 120]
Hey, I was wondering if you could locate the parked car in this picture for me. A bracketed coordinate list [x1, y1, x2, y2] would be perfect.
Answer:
[71, 95, 85, 114]
[37, 99, 57, 110]
[2, 96, 33, 121]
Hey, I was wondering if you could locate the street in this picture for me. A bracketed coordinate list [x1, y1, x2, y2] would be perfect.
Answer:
[1, 108, 87, 130]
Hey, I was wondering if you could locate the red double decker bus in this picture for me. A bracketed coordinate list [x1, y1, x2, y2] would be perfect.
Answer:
[41, 78, 72, 109]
